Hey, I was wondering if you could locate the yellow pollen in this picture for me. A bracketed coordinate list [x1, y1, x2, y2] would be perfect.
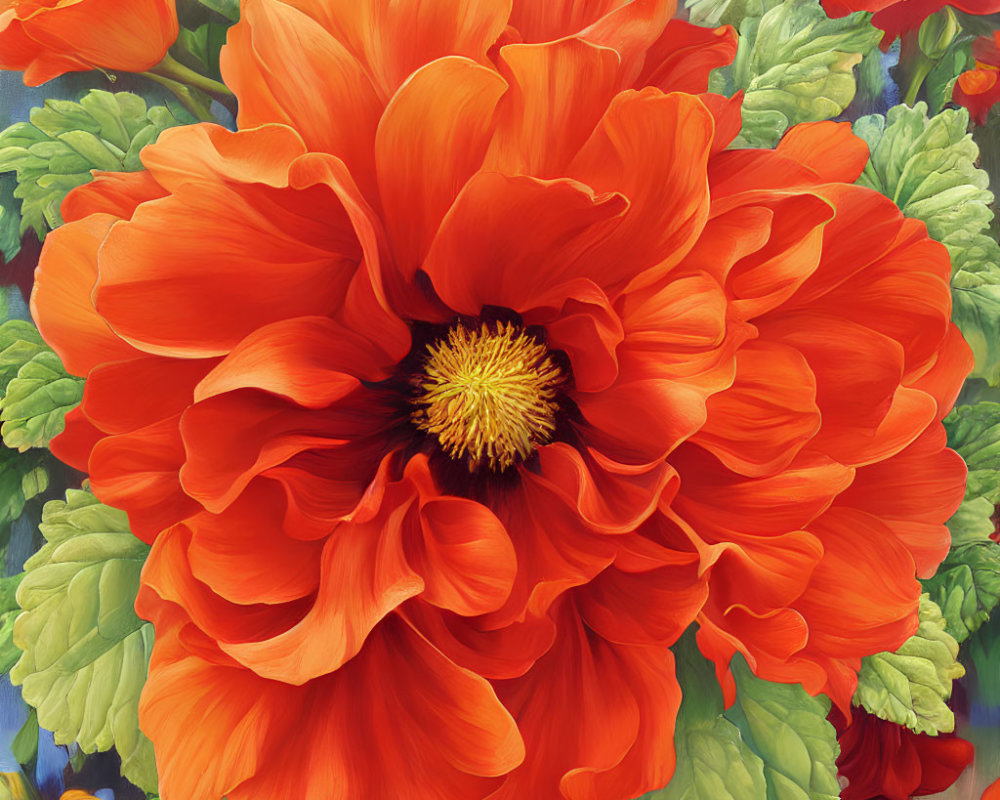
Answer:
[411, 322, 564, 472]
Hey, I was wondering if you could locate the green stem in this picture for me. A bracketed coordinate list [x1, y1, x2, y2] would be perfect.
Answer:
[904, 53, 935, 107]
[140, 72, 215, 122]
[148, 52, 233, 102]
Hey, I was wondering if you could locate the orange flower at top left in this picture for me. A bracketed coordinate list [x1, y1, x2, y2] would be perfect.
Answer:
[0, 0, 178, 85]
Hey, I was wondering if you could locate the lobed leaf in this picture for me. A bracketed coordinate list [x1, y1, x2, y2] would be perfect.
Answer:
[0, 91, 192, 242]
[10, 490, 157, 793]
[855, 103, 1000, 384]
[945, 402, 1000, 503]
[1, 349, 83, 453]
[0, 176, 20, 265]
[925, 541, 1000, 642]
[854, 596, 965, 734]
[920, 402, 1000, 640]
[727, 657, 840, 800]
[0, 573, 23, 674]
[642, 631, 839, 800]
[642, 633, 766, 800]
[705, 0, 880, 146]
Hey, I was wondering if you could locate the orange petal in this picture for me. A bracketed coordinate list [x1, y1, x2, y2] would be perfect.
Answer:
[49, 406, 102, 473]
[401, 599, 557, 680]
[61, 169, 166, 223]
[376, 57, 506, 281]
[692, 340, 821, 477]
[141, 123, 307, 192]
[485, 39, 620, 178]
[30, 214, 137, 378]
[92, 156, 368, 358]
[576, 376, 711, 464]
[673, 445, 855, 540]
[185, 482, 324, 606]
[220, 0, 381, 196]
[508, 0, 628, 42]
[140, 612, 523, 800]
[757, 313, 906, 451]
[403, 456, 517, 616]
[423, 172, 627, 313]
[89, 417, 200, 543]
[567, 89, 714, 294]
[577, 559, 707, 645]
[218, 482, 425, 682]
[193, 316, 401, 407]
[491, 600, 681, 800]
[283, 0, 510, 99]
[777, 121, 871, 183]
[178, 386, 391, 513]
[716, 191, 835, 320]
[835, 425, 965, 577]
[635, 19, 738, 93]
[524, 277, 623, 393]
[794, 507, 922, 705]
[83, 356, 217, 436]
[1, 0, 177, 83]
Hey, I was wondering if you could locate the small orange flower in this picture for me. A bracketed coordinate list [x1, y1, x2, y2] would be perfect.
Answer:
[954, 31, 1000, 124]
[0, 0, 179, 85]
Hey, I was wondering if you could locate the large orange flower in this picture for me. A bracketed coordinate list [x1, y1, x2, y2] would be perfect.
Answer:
[31, 2, 968, 799]
[0, 0, 178, 85]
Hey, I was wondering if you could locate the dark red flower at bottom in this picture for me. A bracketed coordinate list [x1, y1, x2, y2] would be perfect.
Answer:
[835, 708, 974, 800]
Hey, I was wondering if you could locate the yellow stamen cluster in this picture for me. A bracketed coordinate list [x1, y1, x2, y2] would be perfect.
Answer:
[412, 322, 564, 472]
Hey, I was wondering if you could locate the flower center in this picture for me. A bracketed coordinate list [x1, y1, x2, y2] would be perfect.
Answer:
[411, 322, 565, 472]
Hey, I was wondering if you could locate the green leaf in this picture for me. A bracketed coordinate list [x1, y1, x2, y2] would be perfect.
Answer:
[1, 349, 83, 453]
[921, 402, 1000, 641]
[0, 321, 47, 393]
[685, 0, 780, 27]
[0, 175, 21, 265]
[965, 608, 1000, 707]
[854, 102, 1000, 384]
[176, 23, 229, 80]
[641, 631, 766, 799]
[0, 447, 48, 549]
[194, 0, 239, 21]
[925, 540, 1000, 642]
[68, 744, 87, 774]
[854, 595, 965, 734]
[945, 402, 1000, 503]
[706, 0, 880, 147]
[0, 91, 193, 242]
[10, 708, 38, 766]
[0, 573, 23, 674]
[727, 657, 840, 800]
[10, 490, 157, 793]
[926, 35, 974, 114]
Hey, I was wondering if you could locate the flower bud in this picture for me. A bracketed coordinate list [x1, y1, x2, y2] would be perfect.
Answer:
[918, 7, 960, 61]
